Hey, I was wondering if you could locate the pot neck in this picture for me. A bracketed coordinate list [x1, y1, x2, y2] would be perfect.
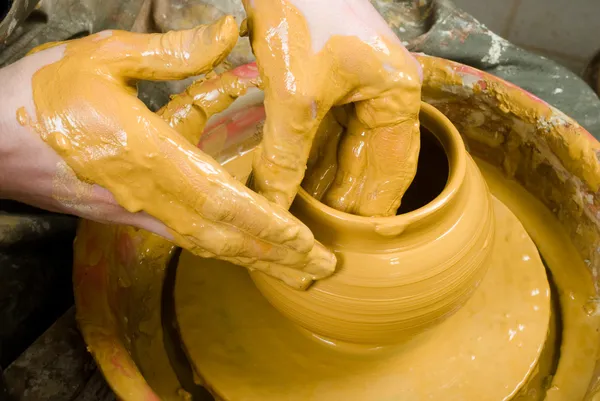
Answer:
[291, 103, 467, 251]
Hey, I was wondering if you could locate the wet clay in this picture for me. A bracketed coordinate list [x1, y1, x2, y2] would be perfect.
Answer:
[251, 103, 496, 345]
[304, 119, 449, 214]
[243, 0, 422, 216]
[173, 151, 550, 400]
[156, 69, 261, 146]
[68, 54, 600, 400]
[475, 159, 600, 401]
[169, 151, 600, 401]
[16, 18, 336, 290]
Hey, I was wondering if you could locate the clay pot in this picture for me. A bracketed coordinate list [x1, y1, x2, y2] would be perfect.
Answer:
[252, 102, 495, 345]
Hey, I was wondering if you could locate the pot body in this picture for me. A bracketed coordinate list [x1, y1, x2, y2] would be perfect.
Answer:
[252, 104, 495, 345]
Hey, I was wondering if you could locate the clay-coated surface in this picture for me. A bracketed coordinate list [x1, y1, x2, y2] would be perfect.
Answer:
[174, 195, 550, 400]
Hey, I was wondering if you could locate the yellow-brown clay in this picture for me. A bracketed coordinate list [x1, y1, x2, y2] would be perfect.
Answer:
[173, 151, 552, 401]
[416, 55, 600, 194]
[169, 99, 596, 400]
[476, 159, 600, 401]
[252, 102, 492, 344]
[301, 111, 344, 201]
[69, 57, 600, 401]
[157, 70, 261, 144]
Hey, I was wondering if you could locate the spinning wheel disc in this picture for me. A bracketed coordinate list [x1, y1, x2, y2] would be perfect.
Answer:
[174, 198, 550, 401]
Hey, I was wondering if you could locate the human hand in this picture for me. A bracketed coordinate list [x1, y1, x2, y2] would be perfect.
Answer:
[243, 0, 422, 217]
[0, 16, 336, 289]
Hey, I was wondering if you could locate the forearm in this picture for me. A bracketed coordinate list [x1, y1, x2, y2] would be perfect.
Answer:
[0, 61, 35, 200]
[242, 0, 400, 53]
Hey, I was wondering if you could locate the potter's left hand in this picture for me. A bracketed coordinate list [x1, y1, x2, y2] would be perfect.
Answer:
[0, 17, 336, 289]
[244, 0, 422, 216]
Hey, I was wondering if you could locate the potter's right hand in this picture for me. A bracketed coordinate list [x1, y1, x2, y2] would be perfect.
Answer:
[0, 16, 336, 290]
[243, 0, 422, 217]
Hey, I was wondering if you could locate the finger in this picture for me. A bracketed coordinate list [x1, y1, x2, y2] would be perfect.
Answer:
[177, 161, 316, 254]
[170, 209, 334, 278]
[228, 242, 335, 290]
[324, 93, 421, 217]
[252, 92, 327, 208]
[98, 16, 239, 81]
[117, 192, 331, 289]
[111, 103, 335, 276]
[251, 266, 314, 291]
[157, 67, 261, 144]
[355, 120, 420, 217]
[322, 114, 369, 214]
[249, 242, 336, 280]
[302, 111, 344, 201]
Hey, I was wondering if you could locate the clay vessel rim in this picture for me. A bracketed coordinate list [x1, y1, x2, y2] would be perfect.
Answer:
[296, 102, 467, 227]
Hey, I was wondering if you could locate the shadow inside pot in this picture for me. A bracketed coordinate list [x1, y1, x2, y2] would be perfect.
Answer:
[396, 127, 449, 215]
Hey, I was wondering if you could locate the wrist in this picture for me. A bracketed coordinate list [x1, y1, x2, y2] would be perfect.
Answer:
[0, 65, 21, 163]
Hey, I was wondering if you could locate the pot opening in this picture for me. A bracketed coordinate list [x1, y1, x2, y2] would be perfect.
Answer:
[295, 102, 466, 233]
[396, 127, 449, 215]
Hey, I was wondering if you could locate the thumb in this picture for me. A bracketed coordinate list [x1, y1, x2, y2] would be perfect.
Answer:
[103, 16, 239, 81]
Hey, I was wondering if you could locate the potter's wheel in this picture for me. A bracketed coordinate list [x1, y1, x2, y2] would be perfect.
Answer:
[174, 195, 551, 400]
[169, 105, 553, 400]
[71, 60, 600, 401]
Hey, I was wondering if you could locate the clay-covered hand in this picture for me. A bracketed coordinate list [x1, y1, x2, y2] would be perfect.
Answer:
[243, 0, 422, 217]
[0, 16, 336, 289]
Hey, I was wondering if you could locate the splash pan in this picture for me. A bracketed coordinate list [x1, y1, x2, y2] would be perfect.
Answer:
[73, 56, 600, 401]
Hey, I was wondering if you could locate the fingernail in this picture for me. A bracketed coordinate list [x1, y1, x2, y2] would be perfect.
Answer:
[304, 242, 337, 279]
[282, 271, 314, 291]
[270, 267, 314, 291]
